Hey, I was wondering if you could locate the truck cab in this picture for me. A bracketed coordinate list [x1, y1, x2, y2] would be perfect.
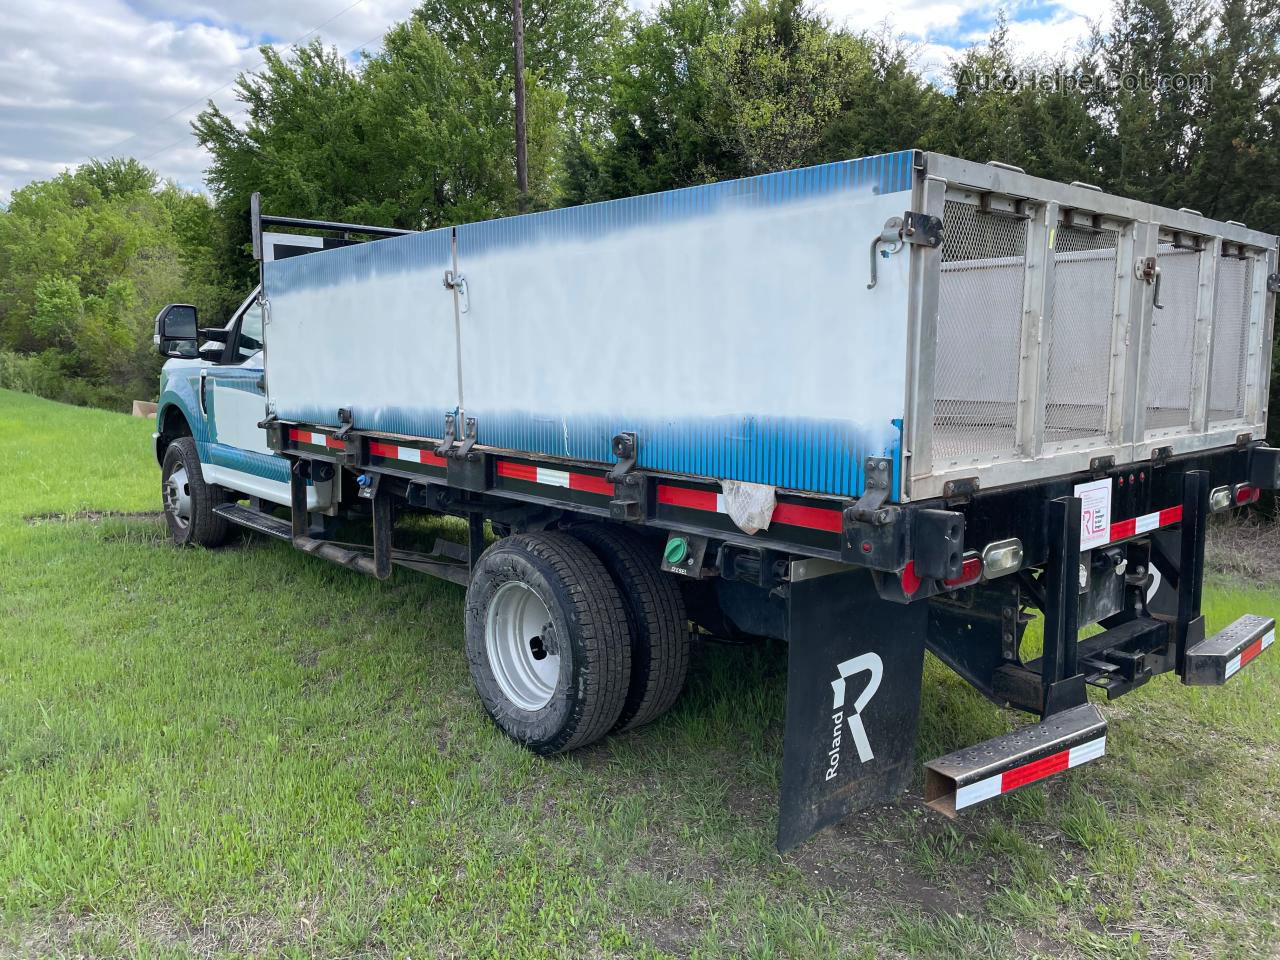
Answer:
[153, 286, 303, 542]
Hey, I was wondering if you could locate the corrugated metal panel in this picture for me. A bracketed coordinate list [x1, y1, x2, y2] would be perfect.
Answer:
[264, 150, 918, 499]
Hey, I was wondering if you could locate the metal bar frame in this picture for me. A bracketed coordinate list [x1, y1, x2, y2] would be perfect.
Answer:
[1190, 237, 1223, 433]
[1016, 201, 1055, 458]
[1244, 247, 1275, 428]
[1040, 496, 1084, 716]
[250, 190, 416, 264]
[903, 173, 947, 491]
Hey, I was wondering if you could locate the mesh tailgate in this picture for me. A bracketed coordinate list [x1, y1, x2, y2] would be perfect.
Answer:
[1207, 255, 1255, 424]
[933, 200, 1028, 465]
[1044, 225, 1120, 445]
[1142, 245, 1200, 434]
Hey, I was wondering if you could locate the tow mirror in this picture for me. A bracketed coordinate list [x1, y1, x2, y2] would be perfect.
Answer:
[154, 304, 199, 359]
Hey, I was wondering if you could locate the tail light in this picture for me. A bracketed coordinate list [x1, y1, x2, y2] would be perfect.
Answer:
[1234, 483, 1261, 506]
[943, 552, 983, 588]
[1209, 485, 1233, 512]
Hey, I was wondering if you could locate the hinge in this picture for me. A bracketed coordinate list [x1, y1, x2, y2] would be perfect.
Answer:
[848, 457, 893, 523]
[1267, 273, 1280, 294]
[453, 417, 477, 459]
[902, 211, 943, 248]
[942, 476, 980, 499]
[437, 413, 458, 457]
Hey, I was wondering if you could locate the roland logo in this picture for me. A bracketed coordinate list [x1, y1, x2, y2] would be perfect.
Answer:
[824, 653, 883, 781]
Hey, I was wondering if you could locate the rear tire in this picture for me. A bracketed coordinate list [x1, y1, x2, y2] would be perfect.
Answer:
[161, 436, 229, 547]
[569, 525, 690, 731]
[465, 532, 632, 754]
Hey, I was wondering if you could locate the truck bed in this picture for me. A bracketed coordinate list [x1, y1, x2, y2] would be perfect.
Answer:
[262, 150, 1277, 504]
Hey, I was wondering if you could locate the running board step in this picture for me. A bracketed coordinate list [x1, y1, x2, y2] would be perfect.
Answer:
[1183, 615, 1275, 685]
[213, 502, 292, 540]
[924, 703, 1106, 817]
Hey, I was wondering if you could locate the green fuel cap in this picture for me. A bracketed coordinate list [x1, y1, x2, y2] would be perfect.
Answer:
[664, 537, 689, 566]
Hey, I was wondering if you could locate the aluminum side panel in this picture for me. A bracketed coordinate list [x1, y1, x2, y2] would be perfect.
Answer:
[264, 154, 917, 498]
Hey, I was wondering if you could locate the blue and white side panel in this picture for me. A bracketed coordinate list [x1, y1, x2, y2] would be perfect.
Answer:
[264, 227, 457, 437]
[264, 151, 916, 498]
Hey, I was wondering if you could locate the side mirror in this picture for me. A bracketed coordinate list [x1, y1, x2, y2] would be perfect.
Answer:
[154, 304, 199, 359]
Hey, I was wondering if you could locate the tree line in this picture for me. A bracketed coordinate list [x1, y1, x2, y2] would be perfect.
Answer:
[1, 0, 1277, 436]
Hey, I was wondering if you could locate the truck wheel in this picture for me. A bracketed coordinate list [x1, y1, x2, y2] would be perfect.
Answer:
[465, 532, 632, 754]
[161, 436, 229, 547]
[570, 525, 690, 731]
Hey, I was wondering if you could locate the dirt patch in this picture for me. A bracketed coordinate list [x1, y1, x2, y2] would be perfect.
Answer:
[24, 509, 162, 525]
[788, 799, 981, 919]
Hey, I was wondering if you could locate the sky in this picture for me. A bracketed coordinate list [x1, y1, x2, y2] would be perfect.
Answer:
[0, 0, 1111, 205]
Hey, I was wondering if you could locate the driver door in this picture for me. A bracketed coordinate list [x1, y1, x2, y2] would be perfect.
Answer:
[199, 288, 294, 504]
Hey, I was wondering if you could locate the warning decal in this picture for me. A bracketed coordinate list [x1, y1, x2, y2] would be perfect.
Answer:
[1073, 478, 1113, 551]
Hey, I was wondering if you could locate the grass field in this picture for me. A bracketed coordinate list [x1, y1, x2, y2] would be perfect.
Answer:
[1, 386, 1278, 959]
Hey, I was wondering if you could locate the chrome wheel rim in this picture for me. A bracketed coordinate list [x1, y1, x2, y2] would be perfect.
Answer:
[485, 581, 559, 711]
[163, 461, 193, 529]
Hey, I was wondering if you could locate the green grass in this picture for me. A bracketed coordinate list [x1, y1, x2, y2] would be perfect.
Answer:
[1, 386, 1278, 958]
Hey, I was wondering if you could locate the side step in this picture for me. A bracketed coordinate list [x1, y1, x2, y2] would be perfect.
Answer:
[214, 501, 471, 585]
[1183, 615, 1275, 685]
[213, 502, 292, 540]
[924, 703, 1106, 817]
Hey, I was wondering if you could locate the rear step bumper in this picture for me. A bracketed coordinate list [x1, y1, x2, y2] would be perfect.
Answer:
[924, 703, 1106, 817]
[1184, 615, 1276, 685]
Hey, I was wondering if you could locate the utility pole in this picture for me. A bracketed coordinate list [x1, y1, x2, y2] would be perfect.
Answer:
[512, 0, 529, 212]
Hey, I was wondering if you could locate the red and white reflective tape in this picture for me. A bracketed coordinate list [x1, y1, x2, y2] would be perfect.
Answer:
[954, 735, 1106, 810]
[496, 460, 614, 496]
[289, 428, 344, 450]
[1226, 627, 1275, 680]
[1108, 506, 1181, 543]
[655, 484, 843, 534]
[368, 441, 446, 468]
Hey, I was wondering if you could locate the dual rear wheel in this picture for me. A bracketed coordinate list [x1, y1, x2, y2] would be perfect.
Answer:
[464, 526, 690, 754]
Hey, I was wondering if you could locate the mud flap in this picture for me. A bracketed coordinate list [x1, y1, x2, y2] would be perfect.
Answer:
[777, 561, 928, 850]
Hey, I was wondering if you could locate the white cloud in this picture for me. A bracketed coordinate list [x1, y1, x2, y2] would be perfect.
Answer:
[0, 0, 1110, 204]
[0, 0, 418, 202]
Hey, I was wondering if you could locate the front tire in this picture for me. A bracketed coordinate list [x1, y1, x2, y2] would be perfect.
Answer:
[465, 532, 632, 754]
[161, 436, 229, 547]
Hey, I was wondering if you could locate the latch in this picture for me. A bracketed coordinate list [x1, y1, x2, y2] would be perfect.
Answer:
[443, 269, 470, 313]
[334, 406, 356, 441]
[1135, 257, 1164, 311]
[607, 432, 644, 521]
[867, 211, 943, 289]
[1268, 272, 1280, 294]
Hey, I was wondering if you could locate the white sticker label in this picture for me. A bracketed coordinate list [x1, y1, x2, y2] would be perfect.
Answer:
[1074, 478, 1113, 550]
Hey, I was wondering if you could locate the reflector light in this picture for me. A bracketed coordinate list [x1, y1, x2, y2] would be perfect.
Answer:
[944, 552, 984, 587]
[1234, 484, 1261, 506]
[982, 538, 1023, 578]
[1209, 486, 1232, 512]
